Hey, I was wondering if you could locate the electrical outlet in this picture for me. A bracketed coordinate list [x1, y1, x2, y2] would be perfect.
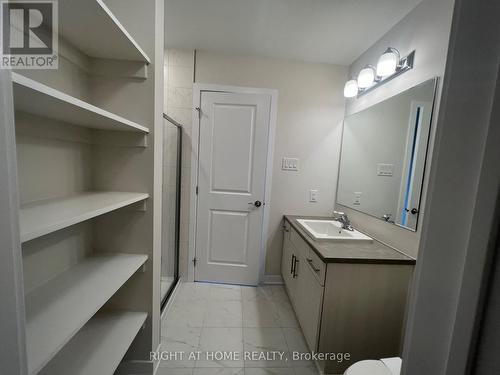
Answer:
[309, 189, 319, 202]
[354, 192, 362, 205]
[282, 157, 299, 171]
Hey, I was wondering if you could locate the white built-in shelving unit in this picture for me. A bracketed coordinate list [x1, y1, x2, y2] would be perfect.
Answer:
[6, 0, 159, 374]
[39, 311, 148, 375]
[20, 192, 149, 242]
[25, 254, 148, 374]
[58, 0, 151, 63]
[12, 74, 150, 133]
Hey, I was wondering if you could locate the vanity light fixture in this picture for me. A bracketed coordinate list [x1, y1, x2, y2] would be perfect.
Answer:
[344, 48, 415, 98]
[357, 65, 377, 89]
[343, 78, 359, 98]
[377, 47, 400, 77]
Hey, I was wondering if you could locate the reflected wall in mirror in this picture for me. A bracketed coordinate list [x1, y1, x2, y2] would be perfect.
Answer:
[337, 78, 437, 231]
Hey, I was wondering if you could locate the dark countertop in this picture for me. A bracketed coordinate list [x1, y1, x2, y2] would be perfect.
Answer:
[284, 215, 416, 265]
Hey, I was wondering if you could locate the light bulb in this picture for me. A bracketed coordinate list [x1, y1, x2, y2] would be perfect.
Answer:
[377, 48, 400, 77]
[343, 79, 358, 98]
[357, 66, 375, 89]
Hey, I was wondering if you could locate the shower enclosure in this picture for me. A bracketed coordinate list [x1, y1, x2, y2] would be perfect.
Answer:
[161, 114, 182, 310]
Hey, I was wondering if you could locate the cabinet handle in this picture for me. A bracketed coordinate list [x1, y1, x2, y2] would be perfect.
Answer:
[290, 254, 295, 275]
[306, 258, 321, 273]
[293, 257, 299, 278]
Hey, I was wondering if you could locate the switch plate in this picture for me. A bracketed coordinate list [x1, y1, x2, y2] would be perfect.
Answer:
[377, 163, 394, 177]
[282, 157, 299, 171]
[309, 189, 319, 202]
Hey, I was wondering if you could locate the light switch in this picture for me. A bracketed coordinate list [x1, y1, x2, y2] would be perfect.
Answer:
[377, 163, 394, 177]
[282, 157, 299, 171]
[309, 189, 319, 202]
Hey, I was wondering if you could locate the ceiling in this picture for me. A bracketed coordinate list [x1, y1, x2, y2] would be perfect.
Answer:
[164, 0, 423, 66]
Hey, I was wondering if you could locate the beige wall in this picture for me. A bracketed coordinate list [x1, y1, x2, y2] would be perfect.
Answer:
[339, 0, 455, 258]
[195, 50, 347, 277]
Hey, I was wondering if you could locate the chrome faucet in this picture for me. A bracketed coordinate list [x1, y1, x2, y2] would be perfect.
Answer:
[333, 210, 354, 231]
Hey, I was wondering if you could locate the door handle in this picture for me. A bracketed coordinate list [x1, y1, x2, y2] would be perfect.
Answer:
[248, 200, 263, 208]
[306, 258, 321, 273]
[291, 254, 295, 275]
[405, 208, 419, 215]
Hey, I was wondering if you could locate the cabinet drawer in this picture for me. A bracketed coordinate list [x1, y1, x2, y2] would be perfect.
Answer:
[306, 247, 326, 286]
[290, 227, 309, 258]
[283, 220, 291, 241]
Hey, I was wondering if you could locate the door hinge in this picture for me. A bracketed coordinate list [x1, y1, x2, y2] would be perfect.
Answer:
[196, 186, 199, 195]
[195, 107, 201, 119]
[193, 257, 197, 267]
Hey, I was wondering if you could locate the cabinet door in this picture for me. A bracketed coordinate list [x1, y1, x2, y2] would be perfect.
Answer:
[295, 256, 324, 351]
[282, 235, 298, 304]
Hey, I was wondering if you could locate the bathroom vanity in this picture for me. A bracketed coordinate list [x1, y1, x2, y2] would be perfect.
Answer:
[281, 215, 415, 374]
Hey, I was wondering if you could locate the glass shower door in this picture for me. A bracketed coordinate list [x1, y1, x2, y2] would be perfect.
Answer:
[161, 114, 182, 309]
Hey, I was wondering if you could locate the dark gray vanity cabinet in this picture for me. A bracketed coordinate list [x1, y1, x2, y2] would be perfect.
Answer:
[281, 216, 414, 374]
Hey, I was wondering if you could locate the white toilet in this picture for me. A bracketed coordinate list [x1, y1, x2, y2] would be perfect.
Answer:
[344, 357, 402, 375]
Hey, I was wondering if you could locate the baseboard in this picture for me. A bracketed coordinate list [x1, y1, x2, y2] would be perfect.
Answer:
[115, 360, 154, 375]
[161, 279, 182, 320]
[262, 274, 283, 284]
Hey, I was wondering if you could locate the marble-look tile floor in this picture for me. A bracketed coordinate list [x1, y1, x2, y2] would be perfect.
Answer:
[157, 282, 319, 375]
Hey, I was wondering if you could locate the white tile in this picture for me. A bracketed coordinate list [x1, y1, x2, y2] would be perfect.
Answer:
[282, 328, 314, 369]
[168, 107, 193, 127]
[243, 328, 288, 368]
[274, 301, 299, 328]
[210, 284, 242, 301]
[242, 300, 280, 328]
[241, 286, 274, 302]
[169, 66, 194, 89]
[197, 327, 244, 368]
[168, 49, 194, 67]
[282, 328, 308, 353]
[156, 368, 194, 375]
[159, 326, 201, 368]
[176, 282, 211, 301]
[268, 286, 291, 304]
[164, 299, 207, 328]
[204, 301, 243, 328]
[168, 87, 193, 108]
[244, 369, 291, 375]
[161, 325, 202, 347]
[193, 368, 244, 375]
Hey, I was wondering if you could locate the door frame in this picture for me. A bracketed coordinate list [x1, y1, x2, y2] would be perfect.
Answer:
[188, 83, 278, 284]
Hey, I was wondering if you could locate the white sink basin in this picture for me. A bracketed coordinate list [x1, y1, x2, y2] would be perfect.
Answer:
[297, 219, 373, 242]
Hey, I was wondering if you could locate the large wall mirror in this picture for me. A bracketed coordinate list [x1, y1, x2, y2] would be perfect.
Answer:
[337, 78, 438, 231]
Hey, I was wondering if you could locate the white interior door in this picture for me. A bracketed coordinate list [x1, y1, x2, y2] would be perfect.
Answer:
[195, 91, 271, 285]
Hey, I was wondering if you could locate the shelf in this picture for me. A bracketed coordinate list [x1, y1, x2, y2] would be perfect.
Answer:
[59, 0, 150, 63]
[39, 311, 148, 375]
[20, 192, 149, 243]
[12, 73, 149, 133]
[25, 254, 148, 375]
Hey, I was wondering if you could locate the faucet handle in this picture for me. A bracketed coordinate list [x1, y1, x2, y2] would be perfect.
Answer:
[333, 210, 345, 216]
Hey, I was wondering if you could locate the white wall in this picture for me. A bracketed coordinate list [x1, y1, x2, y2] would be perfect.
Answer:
[195, 50, 347, 276]
[339, 0, 455, 258]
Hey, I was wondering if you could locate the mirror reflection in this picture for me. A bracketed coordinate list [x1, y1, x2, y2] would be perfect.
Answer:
[337, 78, 437, 231]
